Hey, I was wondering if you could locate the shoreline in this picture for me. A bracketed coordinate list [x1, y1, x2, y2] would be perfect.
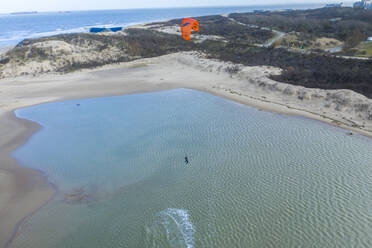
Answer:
[1, 52, 371, 247]
[205, 87, 372, 139]
[0, 112, 54, 247]
[3, 168, 58, 248]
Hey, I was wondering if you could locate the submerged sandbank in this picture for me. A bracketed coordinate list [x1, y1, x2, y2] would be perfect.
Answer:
[0, 51, 371, 247]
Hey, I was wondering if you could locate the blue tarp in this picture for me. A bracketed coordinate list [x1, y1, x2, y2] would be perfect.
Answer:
[109, 27, 122, 32]
[89, 27, 122, 33]
[90, 27, 107, 33]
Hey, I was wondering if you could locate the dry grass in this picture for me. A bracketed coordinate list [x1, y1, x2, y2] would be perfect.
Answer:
[355, 42, 372, 57]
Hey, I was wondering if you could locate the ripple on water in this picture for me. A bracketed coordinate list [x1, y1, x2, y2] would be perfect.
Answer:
[9, 89, 372, 248]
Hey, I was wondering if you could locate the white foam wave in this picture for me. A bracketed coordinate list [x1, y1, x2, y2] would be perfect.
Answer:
[159, 208, 195, 248]
[0, 19, 166, 45]
[0, 27, 89, 43]
[0, 24, 125, 44]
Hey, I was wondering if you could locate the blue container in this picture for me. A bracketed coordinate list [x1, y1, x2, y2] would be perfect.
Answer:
[89, 27, 108, 33]
[108, 27, 122, 32]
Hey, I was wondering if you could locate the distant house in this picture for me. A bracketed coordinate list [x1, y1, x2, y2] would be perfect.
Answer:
[367, 1, 372, 9]
[329, 17, 342, 22]
[354, 0, 372, 9]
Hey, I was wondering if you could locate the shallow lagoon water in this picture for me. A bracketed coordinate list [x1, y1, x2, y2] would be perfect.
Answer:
[11, 89, 372, 247]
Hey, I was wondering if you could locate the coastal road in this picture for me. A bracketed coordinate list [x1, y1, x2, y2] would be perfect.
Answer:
[261, 29, 286, 48]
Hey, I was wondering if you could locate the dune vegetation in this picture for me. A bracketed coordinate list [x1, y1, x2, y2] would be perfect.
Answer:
[1, 7, 372, 98]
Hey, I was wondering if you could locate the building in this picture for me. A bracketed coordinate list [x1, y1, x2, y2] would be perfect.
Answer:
[329, 17, 342, 22]
[353, 0, 372, 9]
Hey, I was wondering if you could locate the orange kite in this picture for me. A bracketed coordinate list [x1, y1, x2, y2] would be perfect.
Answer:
[181, 18, 199, 40]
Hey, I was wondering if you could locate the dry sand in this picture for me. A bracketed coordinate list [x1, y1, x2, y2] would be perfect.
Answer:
[1, 51, 371, 247]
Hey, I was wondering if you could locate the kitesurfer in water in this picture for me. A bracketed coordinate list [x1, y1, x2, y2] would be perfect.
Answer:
[185, 156, 189, 165]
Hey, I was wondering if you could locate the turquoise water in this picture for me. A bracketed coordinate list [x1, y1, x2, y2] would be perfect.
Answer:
[11, 89, 372, 247]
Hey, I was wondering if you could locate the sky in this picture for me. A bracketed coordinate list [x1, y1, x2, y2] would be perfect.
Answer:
[0, 0, 351, 13]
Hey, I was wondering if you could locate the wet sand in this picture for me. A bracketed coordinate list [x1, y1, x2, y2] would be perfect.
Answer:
[0, 52, 371, 247]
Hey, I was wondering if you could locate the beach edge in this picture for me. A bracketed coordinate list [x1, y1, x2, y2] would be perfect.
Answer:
[0, 111, 54, 248]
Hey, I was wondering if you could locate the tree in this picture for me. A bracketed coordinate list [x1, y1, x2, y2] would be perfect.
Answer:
[344, 29, 366, 49]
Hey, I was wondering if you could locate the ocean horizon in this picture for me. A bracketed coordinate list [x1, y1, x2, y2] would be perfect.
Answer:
[0, 3, 326, 47]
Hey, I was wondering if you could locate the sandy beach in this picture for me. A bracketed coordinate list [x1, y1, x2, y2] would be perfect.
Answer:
[0, 51, 371, 247]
